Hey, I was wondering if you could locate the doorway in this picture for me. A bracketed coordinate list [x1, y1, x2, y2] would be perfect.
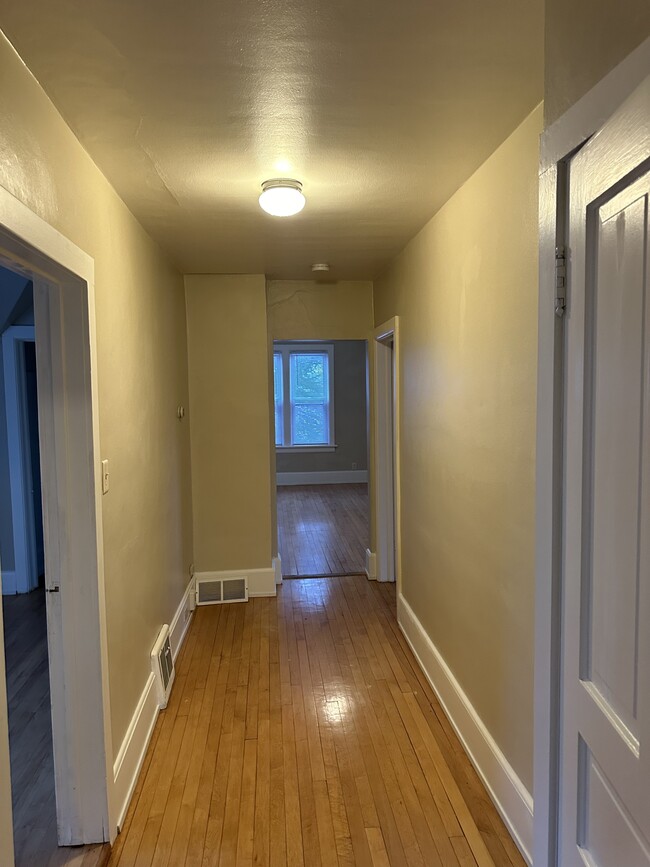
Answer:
[373, 317, 401, 586]
[273, 339, 370, 577]
[0, 273, 56, 865]
[534, 71, 650, 865]
[0, 185, 115, 865]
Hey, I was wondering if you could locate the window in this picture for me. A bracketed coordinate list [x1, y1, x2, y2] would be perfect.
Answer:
[273, 344, 335, 448]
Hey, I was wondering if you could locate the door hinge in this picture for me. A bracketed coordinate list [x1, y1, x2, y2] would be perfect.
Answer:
[555, 246, 566, 317]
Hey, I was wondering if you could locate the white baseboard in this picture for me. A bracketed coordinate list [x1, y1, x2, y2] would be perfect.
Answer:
[273, 555, 283, 586]
[0, 571, 16, 595]
[113, 672, 158, 831]
[397, 593, 533, 865]
[169, 577, 195, 660]
[194, 565, 277, 598]
[112, 578, 195, 830]
[276, 470, 368, 486]
[365, 550, 377, 580]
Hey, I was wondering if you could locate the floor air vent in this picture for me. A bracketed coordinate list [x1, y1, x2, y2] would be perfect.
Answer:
[196, 576, 248, 606]
[151, 624, 175, 709]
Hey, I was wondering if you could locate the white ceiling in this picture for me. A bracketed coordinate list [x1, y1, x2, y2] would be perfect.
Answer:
[0, 0, 543, 279]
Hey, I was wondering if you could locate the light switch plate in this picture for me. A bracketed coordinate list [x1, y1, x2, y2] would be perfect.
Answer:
[101, 459, 110, 494]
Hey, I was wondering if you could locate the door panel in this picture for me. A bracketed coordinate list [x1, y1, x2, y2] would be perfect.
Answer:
[562, 77, 650, 867]
[585, 182, 647, 742]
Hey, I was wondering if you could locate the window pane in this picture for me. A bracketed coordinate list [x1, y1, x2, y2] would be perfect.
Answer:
[292, 404, 327, 444]
[273, 353, 283, 445]
[290, 353, 328, 402]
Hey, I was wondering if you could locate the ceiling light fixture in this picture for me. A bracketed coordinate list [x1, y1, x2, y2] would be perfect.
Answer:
[259, 178, 305, 217]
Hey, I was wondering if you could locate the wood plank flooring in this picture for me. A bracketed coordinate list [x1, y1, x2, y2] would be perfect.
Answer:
[2, 589, 110, 867]
[277, 485, 369, 577]
[108, 577, 525, 867]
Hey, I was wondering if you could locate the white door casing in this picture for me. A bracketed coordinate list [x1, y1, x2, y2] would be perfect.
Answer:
[0, 182, 115, 848]
[373, 317, 401, 586]
[560, 77, 650, 865]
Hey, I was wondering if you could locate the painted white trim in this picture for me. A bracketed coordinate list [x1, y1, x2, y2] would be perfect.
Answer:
[541, 36, 650, 171]
[372, 317, 402, 587]
[169, 578, 195, 660]
[273, 555, 283, 586]
[274, 342, 336, 448]
[0, 184, 114, 845]
[112, 673, 158, 832]
[194, 566, 277, 598]
[398, 593, 533, 864]
[112, 579, 195, 831]
[0, 571, 16, 595]
[276, 445, 337, 454]
[365, 549, 377, 580]
[2, 325, 37, 595]
[276, 469, 368, 485]
[535, 39, 650, 867]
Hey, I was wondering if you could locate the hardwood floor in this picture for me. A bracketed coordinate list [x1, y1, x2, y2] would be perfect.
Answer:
[108, 576, 524, 867]
[277, 484, 369, 577]
[2, 589, 110, 867]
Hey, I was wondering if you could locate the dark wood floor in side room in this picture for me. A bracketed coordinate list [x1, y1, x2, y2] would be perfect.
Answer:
[277, 484, 369, 577]
[108, 576, 525, 867]
[3, 589, 110, 866]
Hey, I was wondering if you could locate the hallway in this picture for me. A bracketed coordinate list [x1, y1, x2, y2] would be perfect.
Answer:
[108, 577, 524, 867]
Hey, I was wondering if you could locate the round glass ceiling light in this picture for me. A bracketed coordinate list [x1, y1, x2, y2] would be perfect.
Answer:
[259, 178, 305, 217]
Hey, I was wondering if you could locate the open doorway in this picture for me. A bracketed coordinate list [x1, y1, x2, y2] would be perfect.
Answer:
[0, 267, 56, 864]
[373, 318, 401, 586]
[0, 186, 114, 865]
[273, 340, 370, 577]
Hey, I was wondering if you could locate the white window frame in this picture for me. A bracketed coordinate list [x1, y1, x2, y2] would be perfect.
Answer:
[274, 343, 336, 451]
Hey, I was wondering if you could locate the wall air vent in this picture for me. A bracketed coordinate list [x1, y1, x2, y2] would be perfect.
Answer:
[196, 576, 248, 606]
[151, 624, 175, 709]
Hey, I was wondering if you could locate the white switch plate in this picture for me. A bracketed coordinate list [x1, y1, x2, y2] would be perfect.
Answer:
[101, 459, 110, 494]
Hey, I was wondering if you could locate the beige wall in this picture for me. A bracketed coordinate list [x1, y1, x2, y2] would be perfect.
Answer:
[185, 274, 274, 572]
[267, 280, 374, 341]
[374, 105, 542, 790]
[545, 0, 650, 124]
[0, 32, 193, 756]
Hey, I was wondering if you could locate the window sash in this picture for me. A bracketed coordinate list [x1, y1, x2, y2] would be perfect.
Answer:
[273, 352, 284, 446]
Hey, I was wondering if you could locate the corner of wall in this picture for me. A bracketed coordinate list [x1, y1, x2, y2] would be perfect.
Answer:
[397, 593, 533, 865]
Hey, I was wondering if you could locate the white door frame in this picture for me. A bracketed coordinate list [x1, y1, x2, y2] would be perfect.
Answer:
[0, 185, 116, 849]
[373, 317, 401, 587]
[534, 37, 650, 867]
[2, 325, 37, 595]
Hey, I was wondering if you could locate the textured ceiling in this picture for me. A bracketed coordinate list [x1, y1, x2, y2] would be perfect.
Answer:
[0, 0, 543, 279]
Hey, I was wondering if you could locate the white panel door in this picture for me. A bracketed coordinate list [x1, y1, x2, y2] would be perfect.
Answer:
[561, 77, 650, 866]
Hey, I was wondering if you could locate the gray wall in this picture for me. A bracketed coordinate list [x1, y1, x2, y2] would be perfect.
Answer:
[276, 340, 368, 475]
[0, 277, 34, 576]
[0, 347, 11, 573]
